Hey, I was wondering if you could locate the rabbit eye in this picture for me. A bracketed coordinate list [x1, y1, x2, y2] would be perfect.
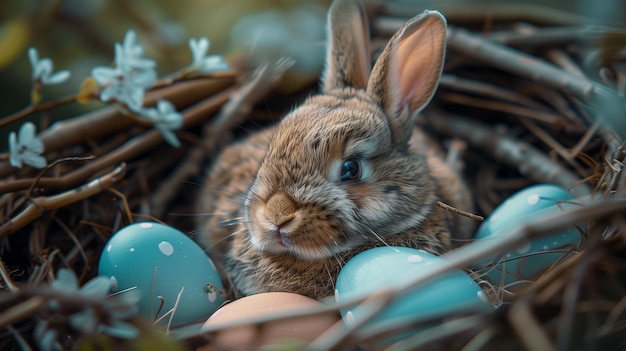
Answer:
[340, 158, 361, 182]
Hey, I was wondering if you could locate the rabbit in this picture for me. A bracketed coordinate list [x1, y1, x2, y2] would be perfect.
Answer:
[196, 0, 474, 301]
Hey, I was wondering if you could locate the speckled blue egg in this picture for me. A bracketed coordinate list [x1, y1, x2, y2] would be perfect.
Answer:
[98, 222, 225, 326]
[473, 184, 582, 286]
[335, 247, 491, 334]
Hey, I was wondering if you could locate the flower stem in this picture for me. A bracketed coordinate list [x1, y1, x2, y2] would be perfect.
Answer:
[0, 94, 79, 128]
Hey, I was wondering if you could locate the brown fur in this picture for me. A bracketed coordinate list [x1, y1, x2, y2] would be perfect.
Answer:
[196, 0, 474, 300]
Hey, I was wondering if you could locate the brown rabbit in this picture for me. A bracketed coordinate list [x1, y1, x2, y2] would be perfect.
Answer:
[196, 0, 474, 300]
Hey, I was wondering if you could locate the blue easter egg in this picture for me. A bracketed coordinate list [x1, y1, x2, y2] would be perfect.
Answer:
[473, 184, 582, 286]
[98, 222, 225, 326]
[335, 247, 490, 334]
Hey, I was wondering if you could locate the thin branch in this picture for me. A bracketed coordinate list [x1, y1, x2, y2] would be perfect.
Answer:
[377, 4, 589, 28]
[52, 217, 89, 270]
[446, 26, 596, 99]
[546, 49, 586, 78]
[509, 298, 556, 351]
[0, 86, 236, 195]
[438, 74, 546, 110]
[518, 118, 589, 176]
[385, 315, 487, 351]
[0, 94, 78, 129]
[0, 163, 127, 239]
[6, 325, 33, 351]
[0, 296, 47, 330]
[436, 200, 484, 221]
[0, 78, 236, 179]
[0, 258, 19, 292]
[487, 25, 626, 48]
[26, 155, 96, 197]
[424, 109, 591, 198]
[438, 92, 565, 125]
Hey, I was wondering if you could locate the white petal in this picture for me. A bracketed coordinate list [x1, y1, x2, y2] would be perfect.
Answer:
[124, 86, 145, 111]
[38, 328, 58, 351]
[51, 269, 79, 292]
[190, 37, 209, 64]
[35, 58, 53, 81]
[138, 106, 157, 120]
[123, 30, 137, 49]
[23, 153, 47, 169]
[81, 276, 113, 297]
[128, 68, 156, 88]
[160, 128, 181, 148]
[69, 308, 98, 334]
[126, 56, 156, 70]
[123, 29, 143, 58]
[156, 99, 175, 114]
[9, 156, 23, 168]
[114, 43, 126, 69]
[8, 131, 18, 152]
[8, 132, 22, 168]
[199, 56, 229, 73]
[28, 135, 44, 154]
[102, 320, 139, 339]
[99, 86, 116, 102]
[44, 70, 71, 85]
[155, 100, 183, 129]
[18, 122, 37, 145]
[28, 48, 39, 78]
[92, 66, 119, 85]
[188, 38, 198, 55]
[28, 47, 38, 66]
[166, 114, 184, 129]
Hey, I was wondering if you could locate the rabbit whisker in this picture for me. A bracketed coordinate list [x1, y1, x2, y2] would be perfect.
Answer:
[366, 227, 391, 248]
[198, 220, 245, 233]
[192, 211, 243, 218]
[206, 227, 248, 250]
[217, 217, 245, 226]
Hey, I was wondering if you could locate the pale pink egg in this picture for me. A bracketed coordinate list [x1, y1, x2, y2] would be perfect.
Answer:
[198, 292, 339, 350]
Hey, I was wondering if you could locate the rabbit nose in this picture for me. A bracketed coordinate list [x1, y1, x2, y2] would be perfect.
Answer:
[265, 192, 297, 227]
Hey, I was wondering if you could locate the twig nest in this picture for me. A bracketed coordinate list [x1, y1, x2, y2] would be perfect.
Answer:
[98, 222, 225, 326]
[199, 292, 339, 350]
[472, 184, 583, 287]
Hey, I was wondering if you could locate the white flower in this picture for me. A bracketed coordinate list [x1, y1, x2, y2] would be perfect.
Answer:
[118, 30, 157, 71]
[91, 30, 157, 111]
[8, 122, 47, 169]
[188, 37, 229, 73]
[51, 270, 139, 336]
[51, 268, 113, 298]
[34, 268, 139, 350]
[28, 48, 71, 85]
[92, 63, 154, 111]
[139, 99, 184, 148]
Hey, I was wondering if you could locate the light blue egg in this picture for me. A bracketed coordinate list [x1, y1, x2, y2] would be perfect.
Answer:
[335, 247, 491, 336]
[473, 184, 582, 287]
[98, 222, 225, 326]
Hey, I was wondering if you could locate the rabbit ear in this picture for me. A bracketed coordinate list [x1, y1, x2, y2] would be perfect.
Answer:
[322, 0, 371, 92]
[367, 10, 447, 146]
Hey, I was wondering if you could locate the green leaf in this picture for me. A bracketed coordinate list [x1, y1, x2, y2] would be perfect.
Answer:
[0, 18, 30, 69]
[74, 334, 115, 351]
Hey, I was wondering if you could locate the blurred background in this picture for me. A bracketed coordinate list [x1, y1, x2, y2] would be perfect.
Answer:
[0, 0, 624, 148]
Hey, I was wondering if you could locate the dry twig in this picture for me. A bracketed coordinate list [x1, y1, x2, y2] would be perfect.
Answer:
[0, 163, 127, 238]
[424, 110, 592, 197]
